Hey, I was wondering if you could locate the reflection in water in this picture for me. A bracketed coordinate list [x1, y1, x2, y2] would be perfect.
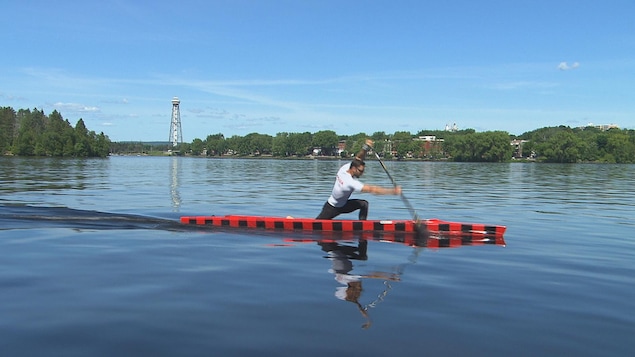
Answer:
[278, 231, 504, 329]
[170, 157, 181, 211]
[319, 239, 410, 329]
[0, 157, 110, 194]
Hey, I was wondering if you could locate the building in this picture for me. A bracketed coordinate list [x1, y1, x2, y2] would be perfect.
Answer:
[414, 135, 445, 158]
[584, 123, 619, 131]
[511, 139, 529, 158]
[444, 123, 459, 132]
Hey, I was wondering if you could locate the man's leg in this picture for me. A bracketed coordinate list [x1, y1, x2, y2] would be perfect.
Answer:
[338, 199, 369, 220]
[316, 201, 340, 220]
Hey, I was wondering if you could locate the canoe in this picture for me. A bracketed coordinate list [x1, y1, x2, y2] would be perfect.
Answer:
[179, 215, 506, 237]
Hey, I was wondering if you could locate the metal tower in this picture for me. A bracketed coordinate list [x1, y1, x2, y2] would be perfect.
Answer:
[169, 97, 183, 148]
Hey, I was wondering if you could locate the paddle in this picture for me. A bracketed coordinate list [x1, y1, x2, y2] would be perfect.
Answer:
[370, 148, 428, 237]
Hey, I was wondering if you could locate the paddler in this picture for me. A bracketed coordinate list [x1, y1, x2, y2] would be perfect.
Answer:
[316, 139, 401, 220]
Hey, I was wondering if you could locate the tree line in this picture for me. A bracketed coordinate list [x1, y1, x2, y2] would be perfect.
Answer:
[111, 126, 635, 163]
[4, 106, 633, 163]
[518, 125, 635, 163]
[0, 107, 111, 157]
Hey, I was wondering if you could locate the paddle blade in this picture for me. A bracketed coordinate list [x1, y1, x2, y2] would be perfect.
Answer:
[414, 222, 431, 244]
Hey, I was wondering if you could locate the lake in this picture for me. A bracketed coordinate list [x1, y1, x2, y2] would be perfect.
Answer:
[1, 156, 633, 356]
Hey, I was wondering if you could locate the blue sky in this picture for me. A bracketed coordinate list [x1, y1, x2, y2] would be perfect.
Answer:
[2, 0, 634, 142]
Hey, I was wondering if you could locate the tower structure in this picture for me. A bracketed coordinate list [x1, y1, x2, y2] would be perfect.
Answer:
[169, 97, 183, 149]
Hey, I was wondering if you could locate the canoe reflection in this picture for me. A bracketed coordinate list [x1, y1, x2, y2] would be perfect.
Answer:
[283, 230, 506, 249]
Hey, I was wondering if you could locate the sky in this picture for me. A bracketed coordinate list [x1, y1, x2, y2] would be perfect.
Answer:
[1, 0, 634, 142]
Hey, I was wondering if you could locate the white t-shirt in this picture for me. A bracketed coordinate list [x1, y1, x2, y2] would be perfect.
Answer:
[327, 163, 364, 207]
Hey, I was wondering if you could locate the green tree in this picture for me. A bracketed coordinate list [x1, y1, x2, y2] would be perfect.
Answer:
[73, 119, 91, 157]
[190, 138, 205, 155]
[605, 131, 635, 163]
[481, 131, 513, 162]
[0, 107, 16, 153]
[272, 132, 291, 157]
[14, 131, 35, 155]
[312, 130, 339, 156]
[443, 131, 509, 162]
[444, 133, 471, 161]
[94, 132, 111, 157]
[271, 132, 312, 157]
[369, 131, 390, 157]
[40, 132, 62, 156]
[63, 137, 75, 156]
[38, 110, 68, 156]
[225, 135, 245, 155]
[245, 133, 273, 155]
[13, 109, 39, 155]
[344, 133, 369, 157]
[8, 108, 112, 158]
[206, 133, 226, 156]
[371, 131, 389, 142]
[288, 132, 312, 156]
[74, 141, 89, 157]
[392, 131, 414, 158]
[538, 130, 582, 163]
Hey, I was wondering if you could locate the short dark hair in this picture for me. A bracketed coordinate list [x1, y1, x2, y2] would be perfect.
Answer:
[350, 158, 365, 168]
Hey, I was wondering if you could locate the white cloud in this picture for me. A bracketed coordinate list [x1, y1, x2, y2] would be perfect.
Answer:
[52, 102, 100, 113]
[558, 62, 580, 71]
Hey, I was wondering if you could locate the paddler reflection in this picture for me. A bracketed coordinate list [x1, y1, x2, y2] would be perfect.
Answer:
[319, 239, 400, 329]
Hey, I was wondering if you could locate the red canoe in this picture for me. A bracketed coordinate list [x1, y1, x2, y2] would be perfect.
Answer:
[179, 215, 506, 237]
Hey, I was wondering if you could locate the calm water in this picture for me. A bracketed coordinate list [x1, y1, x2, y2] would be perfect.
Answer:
[1, 156, 633, 356]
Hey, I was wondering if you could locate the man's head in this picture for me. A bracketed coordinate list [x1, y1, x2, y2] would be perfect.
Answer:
[349, 159, 365, 178]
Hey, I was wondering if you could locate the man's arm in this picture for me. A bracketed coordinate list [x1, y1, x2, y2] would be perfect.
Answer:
[361, 184, 401, 195]
[355, 139, 374, 161]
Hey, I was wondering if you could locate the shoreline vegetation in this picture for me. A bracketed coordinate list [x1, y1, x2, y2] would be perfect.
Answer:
[2, 106, 634, 163]
[1, 107, 109, 158]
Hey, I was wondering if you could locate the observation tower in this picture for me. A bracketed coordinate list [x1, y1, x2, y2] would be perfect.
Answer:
[169, 97, 183, 149]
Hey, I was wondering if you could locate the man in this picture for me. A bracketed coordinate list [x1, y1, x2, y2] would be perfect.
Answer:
[316, 139, 401, 220]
